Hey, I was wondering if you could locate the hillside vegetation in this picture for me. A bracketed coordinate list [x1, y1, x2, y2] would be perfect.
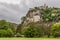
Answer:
[17, 5, 60, 38]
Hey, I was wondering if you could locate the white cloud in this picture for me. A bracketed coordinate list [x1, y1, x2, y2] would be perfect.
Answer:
[0, 0, 21, 4]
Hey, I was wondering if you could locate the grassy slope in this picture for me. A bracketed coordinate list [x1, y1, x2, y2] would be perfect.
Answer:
[0, 38, 60, 40]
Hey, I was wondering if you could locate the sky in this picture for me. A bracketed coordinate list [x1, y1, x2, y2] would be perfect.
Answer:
[0, 0, 60, 24]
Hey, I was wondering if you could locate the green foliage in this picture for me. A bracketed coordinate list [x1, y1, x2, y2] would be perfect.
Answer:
[9, 22, 18, 34]
[0, 30, 7, 37]
[51, 23, 60, 37]
[0, 20, 9, 30]
[21, 23, 44, 37]
[0, 20, 15, 37]
[6, 28, 14, 37]
[0, 29, 13, 37]
[41, 8, 52, 22]
[40, 7, 60, 22]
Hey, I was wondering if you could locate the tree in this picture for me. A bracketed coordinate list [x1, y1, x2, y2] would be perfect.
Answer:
[21, 23, 44, 37]
[41, 8, 52, 22]
[0, 20, 9, 30]
[9, 22, 18, 34]
[0, 29, 13, 37]
[51, 23, 60, 37]
[6, 28, 14, 37]
[0, 20, 14, 37]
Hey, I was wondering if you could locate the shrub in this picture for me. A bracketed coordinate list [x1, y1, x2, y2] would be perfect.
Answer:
[0, 29, 14, 37]
[0, 30, 7, 37]
[51, 23, 60, 37]
[21, 23, 44, 37]
[6, 28, 14, 37]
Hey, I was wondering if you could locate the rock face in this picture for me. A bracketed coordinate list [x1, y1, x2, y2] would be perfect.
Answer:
[21, 4, 48, 24]
[23, 9, 42, 24]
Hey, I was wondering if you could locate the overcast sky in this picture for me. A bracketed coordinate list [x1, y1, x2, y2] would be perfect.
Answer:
[0, 0, 60, 24]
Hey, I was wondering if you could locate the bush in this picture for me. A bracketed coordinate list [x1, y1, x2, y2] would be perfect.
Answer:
[0, 29, 14, 37]
[21, 23, 44, 37]
[51, 23, 60, 37]
[0, 20, 9, 30]
[0, 30, 7, 37]
[6, 28, 14, 37]
[0, 20, 14, 37]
